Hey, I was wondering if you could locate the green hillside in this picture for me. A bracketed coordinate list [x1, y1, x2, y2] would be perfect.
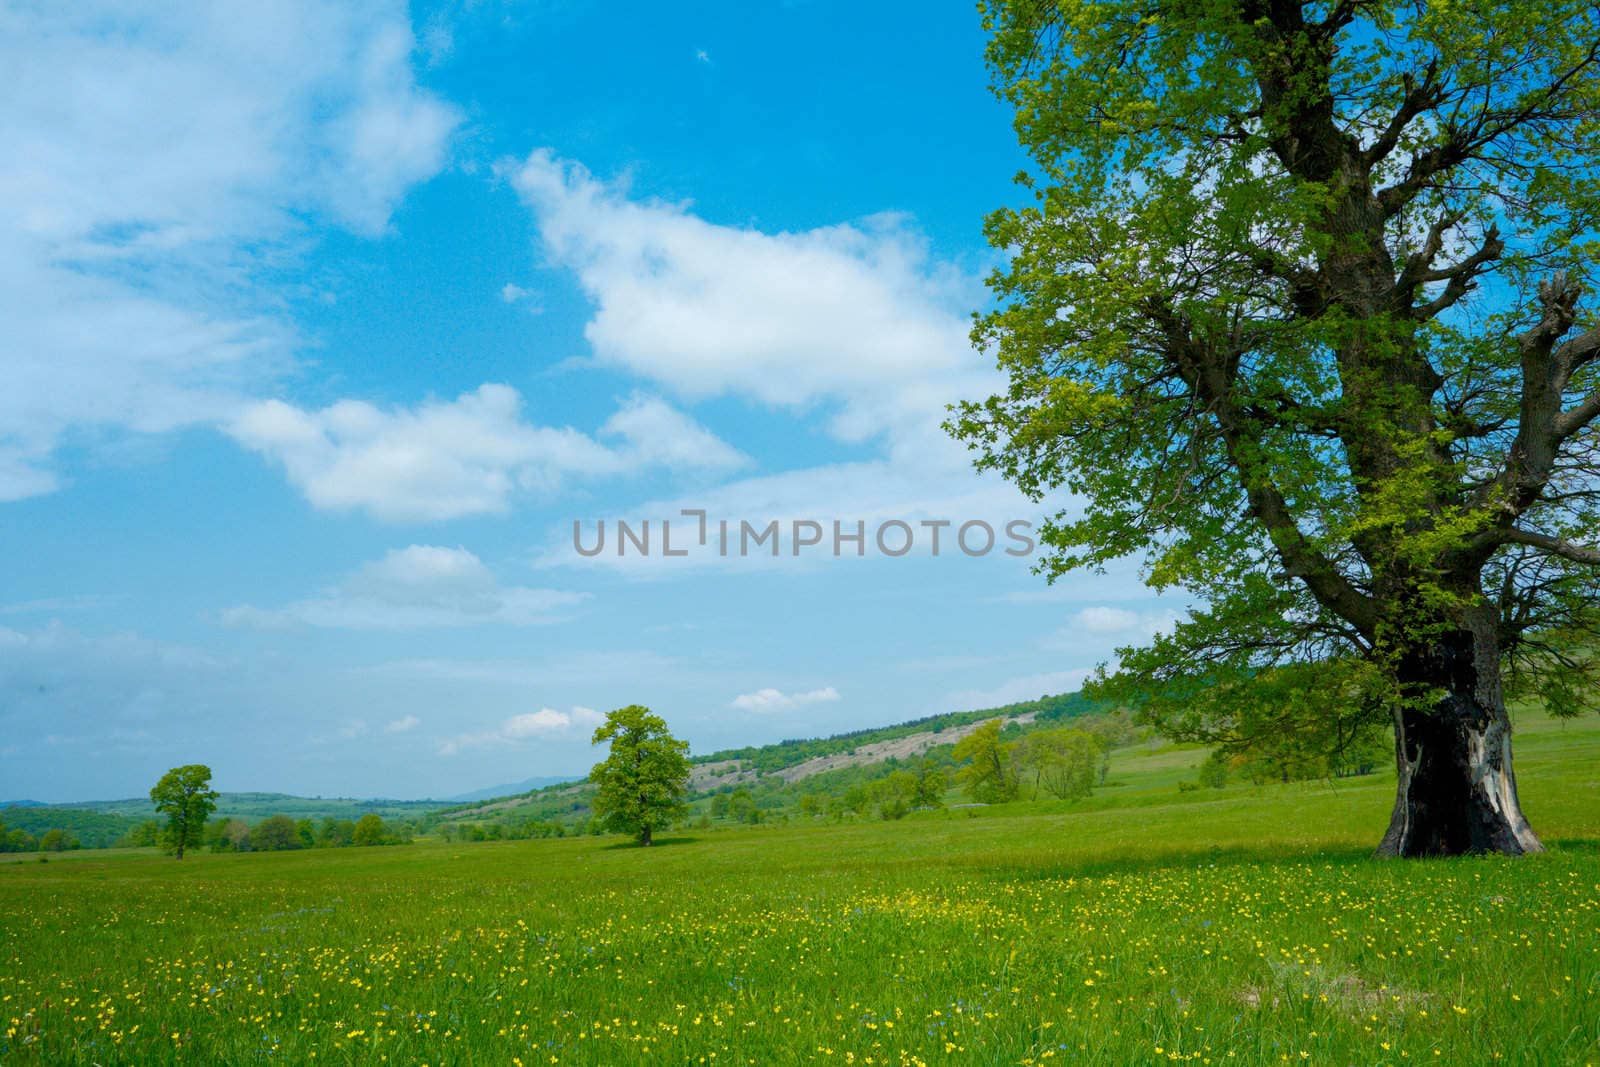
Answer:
[692, 691, 1105, 773]
[427, 690, 1129, 835]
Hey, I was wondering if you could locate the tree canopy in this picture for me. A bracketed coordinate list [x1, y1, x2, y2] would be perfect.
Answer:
[955, 0, 1600, 855]
[150, 764, 218, 860]
[952, 720, 1021, 803]
[588, 705, 691, 846]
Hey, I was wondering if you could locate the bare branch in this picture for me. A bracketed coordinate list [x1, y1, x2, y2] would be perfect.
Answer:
[1499, 528, 1600, 566]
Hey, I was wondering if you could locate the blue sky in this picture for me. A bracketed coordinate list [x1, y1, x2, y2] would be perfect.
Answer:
[0, 0, 1177, 802]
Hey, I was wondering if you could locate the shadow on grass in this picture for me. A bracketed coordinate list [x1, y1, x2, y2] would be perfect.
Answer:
[976, 835, 1600, 881]
[968, 842, 1382, 882]
[1546, 837, 1600, 855]
[598, 836, 703, 851]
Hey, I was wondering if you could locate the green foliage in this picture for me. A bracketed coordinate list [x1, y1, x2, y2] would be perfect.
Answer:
[910, 758, 948, 808]
[1, 823, 37, 853]
[249, 814, 301, 852]
[0, 806, 139, 850]
[205, 818, 250, 853]
[188, 812, 411, 853]
[36, 827, 78, 852]
[150, 765, 218, 860]
[952, 720, 1020, 803]
[955, 0, 1600, 803]
[1016, 728, 1102, 801]
[588, 705, 691, 846]
[352, 813, 387, 846]
[1197, 750, 1232, 790]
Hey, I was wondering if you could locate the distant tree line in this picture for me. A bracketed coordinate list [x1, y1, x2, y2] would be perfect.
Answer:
[437, 817, 576, 842]
[204, 812, 412, 852]
[0, 812, 82, 852]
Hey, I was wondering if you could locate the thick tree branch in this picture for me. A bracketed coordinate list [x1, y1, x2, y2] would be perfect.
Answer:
[1148, 300, 1378, 636]
[1498, 528, 1600, 566]
[1404, 223, 1505, 320]
[1469, 275, 1585, 524]
[1554, 382, 1600, 439]
[1362, 59, 1444, 169]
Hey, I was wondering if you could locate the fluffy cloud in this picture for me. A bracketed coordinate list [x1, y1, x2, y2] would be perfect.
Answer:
[439, 706, 605, 755]
[384, 714, 422, 733]
[1074, 606, 1142, 633]
[943, 669, 1096, 713]
[228, 386, 747, 521]
[513, 151, 1040, 574]
[511, 150, 999, 458]
[0, 1, 458, 501]
[220, 545, 588, 629]
[729, 686, 841, 713]
[1063, 606, 1181, 638]
[599, 394, 749, 474]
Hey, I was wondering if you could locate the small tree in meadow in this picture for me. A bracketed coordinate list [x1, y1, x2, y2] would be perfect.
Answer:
[588, 704, 690, 846]
[911, 758, 949, 808]
[250, 814, 301, 851]
[953, 720, 1020, 803]
[1019, 728, 1102, 801]
[38, 828, 76, 852]
[149, 764, 218, 860]
[352, 813, 387, 846]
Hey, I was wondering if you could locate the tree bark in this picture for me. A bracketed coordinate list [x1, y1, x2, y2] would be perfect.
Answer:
[639, 825, 652, 847]
[1376, 617, 1543, 857]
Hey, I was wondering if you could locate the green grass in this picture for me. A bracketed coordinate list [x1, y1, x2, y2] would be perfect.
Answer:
[3, 713, 1597, 1065]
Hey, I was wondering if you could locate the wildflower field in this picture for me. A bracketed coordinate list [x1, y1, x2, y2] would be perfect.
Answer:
[4, 713, 1597, 1065]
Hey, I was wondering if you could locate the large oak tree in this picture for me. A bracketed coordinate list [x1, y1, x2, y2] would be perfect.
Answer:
[954, 0, 1600, 855]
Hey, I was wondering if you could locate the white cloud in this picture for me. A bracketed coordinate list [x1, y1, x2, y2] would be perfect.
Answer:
[1051, 606, 1182, 642]
[220, 545, 589, 629]
[510, 150, 998, 459]
[384, 714, 422, 733]
[228, 385, 746, 521]
[1074, 606, 1142, 633]
[944, 669, 1095, 712]
[599, 394, 750, 474]
[730, 686, 841, 713]
[439, 706, 605, 755]
[0, 1, 460, 500]
[512, 151, 1040, 576]
[500, 282, 537, 305]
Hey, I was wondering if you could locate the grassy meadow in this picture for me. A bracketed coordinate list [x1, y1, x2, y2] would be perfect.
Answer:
[3, 712, 1597, 1065]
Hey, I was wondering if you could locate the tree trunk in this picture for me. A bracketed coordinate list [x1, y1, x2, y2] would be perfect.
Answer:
[1377, 620, 1543, 857]
[639, 825, 652, 847]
